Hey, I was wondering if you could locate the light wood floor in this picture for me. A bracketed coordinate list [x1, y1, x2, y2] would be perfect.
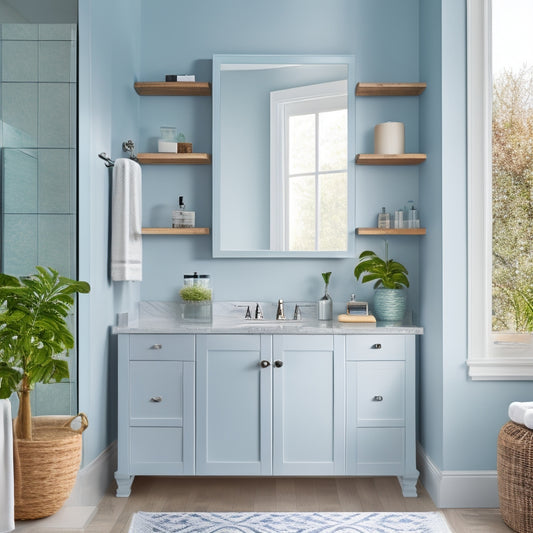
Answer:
[22, 476, 514, 533]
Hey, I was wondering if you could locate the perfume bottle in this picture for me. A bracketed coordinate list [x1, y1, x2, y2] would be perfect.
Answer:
[377, 207, 390, 229]
[172, 196, 195, 228]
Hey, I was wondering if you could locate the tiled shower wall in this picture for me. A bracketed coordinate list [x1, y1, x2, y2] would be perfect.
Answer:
[0, 23, 77, 415]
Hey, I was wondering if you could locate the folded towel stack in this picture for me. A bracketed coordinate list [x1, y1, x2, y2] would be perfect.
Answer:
[509, 401, 533, 429]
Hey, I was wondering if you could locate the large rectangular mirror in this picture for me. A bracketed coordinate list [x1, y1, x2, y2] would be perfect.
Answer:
[212, 54, 355, 258]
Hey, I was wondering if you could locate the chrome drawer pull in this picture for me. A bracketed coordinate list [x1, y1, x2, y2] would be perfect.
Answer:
[371, 343, 382, 349]
[260, 360, 271, 368]
[372, 395, 383, 402]
[150, 344, 163, 350]
[150, 396, 163, 403]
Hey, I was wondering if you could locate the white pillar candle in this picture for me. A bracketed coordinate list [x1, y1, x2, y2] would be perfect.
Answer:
[374, 122, 405, 154]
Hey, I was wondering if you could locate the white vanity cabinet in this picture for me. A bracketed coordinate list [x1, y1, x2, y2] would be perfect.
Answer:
[195, 334, 345, 476]
[345, 335, 418, 497]
[114, 311, 421, 498]
[115, 334, 195, 497]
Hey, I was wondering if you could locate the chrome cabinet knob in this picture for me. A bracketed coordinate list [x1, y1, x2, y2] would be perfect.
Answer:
[371, 343, 382, 349]
[151, 344, 163, 350]
[372, 395, 383, 402]
[274, 360, 283, 368]
[260, 360, 271, 368]
[150, 396, 163, 403]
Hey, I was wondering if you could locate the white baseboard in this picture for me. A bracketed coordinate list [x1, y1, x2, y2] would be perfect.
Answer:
[417, 443, 499, 508]
[66, 440, 117, 507]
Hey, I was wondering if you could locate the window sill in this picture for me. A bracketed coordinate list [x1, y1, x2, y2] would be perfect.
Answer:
[467, 357, 533, 380]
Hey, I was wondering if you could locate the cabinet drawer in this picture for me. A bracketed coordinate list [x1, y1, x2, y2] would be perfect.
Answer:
[130, 334, 194, 361]
[130, 361, 183, 425]
[355, 427, 405, 475]
[130, 427, 184, 474]
[346, 335, 405, 361]
[355, 361, 405, 426]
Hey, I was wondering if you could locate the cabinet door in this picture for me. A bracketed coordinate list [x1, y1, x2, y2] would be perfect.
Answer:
[272, 335, 345, 475]
[196, 334, 272, 475]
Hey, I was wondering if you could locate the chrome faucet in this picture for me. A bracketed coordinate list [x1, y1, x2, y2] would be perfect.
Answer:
[276, 299, 286, 320]
[254, 303, 264, 320]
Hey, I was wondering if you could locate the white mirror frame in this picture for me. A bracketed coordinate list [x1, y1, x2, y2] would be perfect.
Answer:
[212, 54, 356, 258]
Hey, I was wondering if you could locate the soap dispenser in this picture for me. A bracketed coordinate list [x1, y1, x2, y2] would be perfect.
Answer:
[172, 196, 195, 228]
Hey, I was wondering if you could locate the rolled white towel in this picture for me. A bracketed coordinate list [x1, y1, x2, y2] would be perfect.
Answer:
[509, 401, 533, 425]
[524, 410, 533, 430]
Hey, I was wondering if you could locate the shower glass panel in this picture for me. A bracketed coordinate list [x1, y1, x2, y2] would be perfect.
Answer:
[0, 21, 78, 416]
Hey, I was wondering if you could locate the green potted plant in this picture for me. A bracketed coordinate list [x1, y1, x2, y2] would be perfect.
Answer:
[0, 266, 90, 519]
[179, 284, 212, 322]
[353, 243, 409, 321]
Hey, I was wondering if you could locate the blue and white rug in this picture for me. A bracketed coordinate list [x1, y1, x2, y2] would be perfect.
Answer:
[128, 511, 452, 533]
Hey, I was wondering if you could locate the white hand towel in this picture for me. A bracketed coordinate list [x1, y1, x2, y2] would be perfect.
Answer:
[111, 158, 142, 281]
[0, 400, 14, 533]
[508, 401, 533, 425]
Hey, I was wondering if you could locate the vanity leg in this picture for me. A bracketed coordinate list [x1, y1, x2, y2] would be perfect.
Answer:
[398, 473, 419, 497]
[115, 473, 134, 497]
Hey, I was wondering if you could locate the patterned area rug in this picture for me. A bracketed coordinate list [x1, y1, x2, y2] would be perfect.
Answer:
[128, 511, 452, 533]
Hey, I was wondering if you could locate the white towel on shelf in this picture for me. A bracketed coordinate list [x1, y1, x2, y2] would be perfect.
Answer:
[508, 401, 533, 426]
[111, 158, 142, 281]
[0, 400, 14, 533]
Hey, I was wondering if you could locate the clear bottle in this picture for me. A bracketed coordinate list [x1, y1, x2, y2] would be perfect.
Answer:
[408, 204, 418, 228]
[172, 196, 195, 228]
[394, 210, 404, 229]
[377, 207, 391, 229]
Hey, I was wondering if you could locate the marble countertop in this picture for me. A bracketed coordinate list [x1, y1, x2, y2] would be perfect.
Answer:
[113, 301, 424, 335]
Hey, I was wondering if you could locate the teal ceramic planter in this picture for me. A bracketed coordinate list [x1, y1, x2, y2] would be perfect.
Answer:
[373, 288, 406, 321]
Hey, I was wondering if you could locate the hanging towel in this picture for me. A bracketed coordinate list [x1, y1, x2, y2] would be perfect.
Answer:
[0, 400, 14, 533]
[111, 158, 142, 281]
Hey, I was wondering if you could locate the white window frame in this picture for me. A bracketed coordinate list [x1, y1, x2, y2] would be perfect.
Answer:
[467, 0, 533, 379]
[269, 80, 348, 252]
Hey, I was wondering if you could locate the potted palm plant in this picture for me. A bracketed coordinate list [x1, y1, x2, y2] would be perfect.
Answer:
[354, 243, 409, 321]
[0, 266, 90, 519]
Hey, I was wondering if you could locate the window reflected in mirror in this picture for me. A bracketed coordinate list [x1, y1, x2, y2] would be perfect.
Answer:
[270, 81, 347, 251]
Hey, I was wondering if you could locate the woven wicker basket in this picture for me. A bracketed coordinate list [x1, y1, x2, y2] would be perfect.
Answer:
[497, 421, 533, 533]
[13, 413, 88, 520]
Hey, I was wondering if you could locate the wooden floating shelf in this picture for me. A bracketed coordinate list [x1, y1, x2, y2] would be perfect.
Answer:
[142, 227, 210, 235]
[356, 82, 427, 96]
[356, 228, 426, 236]
[134, 81, 212, 96]
[137, 153, 211, 165]
[356, 154, 427, 166]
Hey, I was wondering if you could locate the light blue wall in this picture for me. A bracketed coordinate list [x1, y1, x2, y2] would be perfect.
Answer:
[419, 0, 533, 475]
[78, 0, 140, 466]
[419, 0, 444, 471]
[138, 0, 422, 319]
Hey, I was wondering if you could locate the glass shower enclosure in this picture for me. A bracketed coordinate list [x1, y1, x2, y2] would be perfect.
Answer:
[0, 19, 78, 416]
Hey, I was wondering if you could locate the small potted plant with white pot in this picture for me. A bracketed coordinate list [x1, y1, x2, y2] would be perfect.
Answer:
[353, 242, 409, 322]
